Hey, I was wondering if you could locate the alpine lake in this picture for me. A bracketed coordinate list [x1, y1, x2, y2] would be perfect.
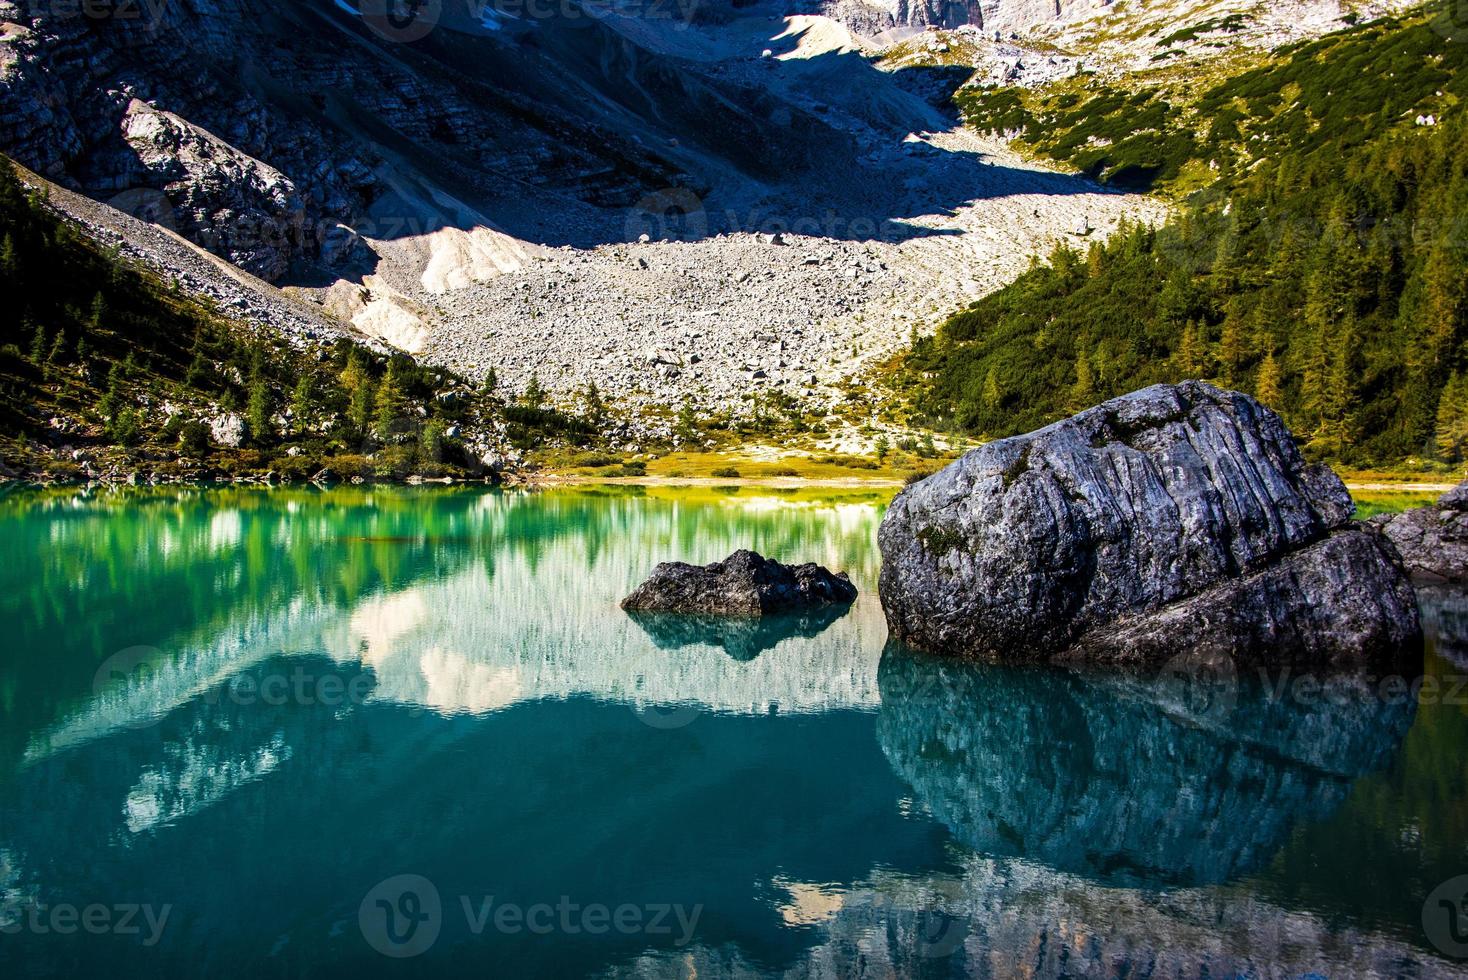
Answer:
[2, 484, 1467, 977]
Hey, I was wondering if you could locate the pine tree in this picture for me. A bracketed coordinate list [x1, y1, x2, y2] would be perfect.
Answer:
[0, 234, 16, 282]
[522, 374, 545, 411]
[341, 350, 374, 439]
[348, 378, 374, 440]
[981, 367, 1001, 411]
[47, 329, 66, 365]
[483, 366, 498, 397]
[1437, 372, 1468, 462]
[1085, 242, 1104, 278]
[1322, 313, 1361, 446]
[1175, 321, 1209, 379]
[290, 375, 314, 435]
[28, 324, 46, 364]
[419, 419, 446, 465]
[1420, 243, 1463, 372]
[674, 403, 700, 444]
[178, 418, 211, 457]
[1216, 308, 1246, 388]
[581, 381, 607, 427]
[1071, 350, 1096, 406]
[1255, 349, 1284, 409]
[97, 363, 138, 444]
[97, 365, 123, 430]
[1300, 266, 1337, 431]
[341, 349, 371, 393]
[109, 408, 141, 447]
[1157, 271, 1197, 326]
[185, 349, 209, 388]
[246, 375, 274, 444]
[88, 292, 107, 331]
[373, 361, 411, 442]
[1209, 207, 1242, 288]
[183, 328, 208, 387]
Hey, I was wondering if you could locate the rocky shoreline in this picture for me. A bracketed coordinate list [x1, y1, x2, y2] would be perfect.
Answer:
[1373, 480, 1468, 584]
[0, 446, 519, 488]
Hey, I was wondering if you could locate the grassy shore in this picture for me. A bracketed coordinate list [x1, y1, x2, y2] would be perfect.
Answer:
[538, 448, 957, 486]
[538, 449, 1457, 518]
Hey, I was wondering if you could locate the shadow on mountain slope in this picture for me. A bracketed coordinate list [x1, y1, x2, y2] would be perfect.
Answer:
[0, 0, 1116, 285]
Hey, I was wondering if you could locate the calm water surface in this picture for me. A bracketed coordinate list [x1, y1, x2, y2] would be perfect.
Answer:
[2, 485, 1468, 977]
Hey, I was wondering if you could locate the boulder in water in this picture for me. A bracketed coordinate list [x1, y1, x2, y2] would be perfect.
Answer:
[877, 382, 1419, 665]
[622, 550, 857, 616]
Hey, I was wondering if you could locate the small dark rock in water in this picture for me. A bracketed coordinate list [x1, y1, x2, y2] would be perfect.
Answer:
[1373, 478, 1468, 583]
[622, 550, 857, 616]
[878, 381, 1420, 666]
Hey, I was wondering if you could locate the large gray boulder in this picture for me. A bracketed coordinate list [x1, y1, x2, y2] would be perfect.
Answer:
[1373, 478, 1468, 583]
[878, 382, 1420, 665]
[622, 550, 857, 616]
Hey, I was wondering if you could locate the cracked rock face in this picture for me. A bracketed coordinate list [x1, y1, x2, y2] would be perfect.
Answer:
[622, 549, 857, 616]
[119, 100, 304, 281]
[1374, 479, 1468, 583]
[877, 381, 1421, 665]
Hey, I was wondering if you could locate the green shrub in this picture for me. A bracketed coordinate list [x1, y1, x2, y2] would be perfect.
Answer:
[177, 419, 211, 457]
[322, 454, 373, 479]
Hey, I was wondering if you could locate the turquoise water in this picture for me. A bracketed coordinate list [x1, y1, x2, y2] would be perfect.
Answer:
[1, 485, 1467, 977]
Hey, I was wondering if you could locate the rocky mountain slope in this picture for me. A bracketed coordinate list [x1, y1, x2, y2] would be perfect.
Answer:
[0, 0, 1172, 416]
[0, 0, 1386, 422]
[877, 0, 1413, 85]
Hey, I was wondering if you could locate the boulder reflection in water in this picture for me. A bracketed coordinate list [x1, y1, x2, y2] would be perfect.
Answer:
[876, 643, 1417, 888]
